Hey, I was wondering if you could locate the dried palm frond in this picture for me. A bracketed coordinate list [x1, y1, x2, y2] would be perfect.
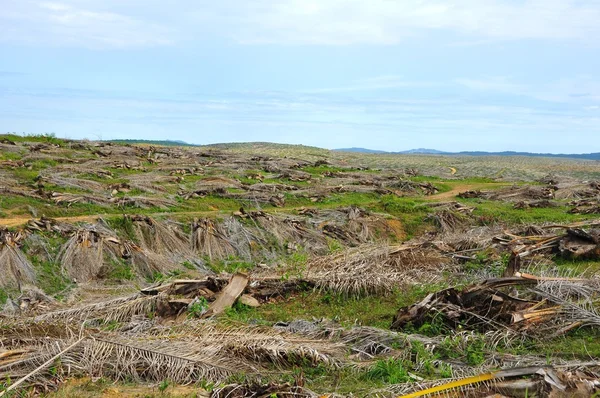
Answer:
[442, 225, 503, 252]
[192, 218, 237, 260]
[275, 320, 439, 361]
[307, 244, 448, 296]
[532, 284, 600, 330]
[127, 244, 181, 278]
[0, 228, 36, 289]
[128, 215, 191, 258]
[34, 293, 163, 323]
[110, 195, 175, 209]
[58, 227, 117, 282]
[157, 321, 345, 369]
[222, 216, 270, 260]
[429, 209, 472, 233]
[51, 192, 110, 207]
[39, 174, 104, 192]
[253, 214, 329, 254]
[79, 337, 236, 384]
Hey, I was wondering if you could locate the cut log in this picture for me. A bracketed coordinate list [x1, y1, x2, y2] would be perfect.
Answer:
[203, 273, 249, 317]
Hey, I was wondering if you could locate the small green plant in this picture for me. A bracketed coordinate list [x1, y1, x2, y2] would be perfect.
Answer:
[364, 358, 410, 384]
[158, 379, 170, 393]
[326, 238, 344, 254]
[109, 259, 135, 281]
[465, 338, 486, 366]
[187, 297, 209, 318]
[0, 289, 7, 305]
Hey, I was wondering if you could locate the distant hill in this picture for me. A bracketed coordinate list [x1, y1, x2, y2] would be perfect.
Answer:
[335, 147, 387, 154]
[108, 139, 197, 147]
[334, 147, 600, 161]
[399, 148, 447, 154]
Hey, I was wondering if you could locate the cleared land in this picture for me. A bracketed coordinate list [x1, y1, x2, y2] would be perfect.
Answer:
[1, 134, 600, 397]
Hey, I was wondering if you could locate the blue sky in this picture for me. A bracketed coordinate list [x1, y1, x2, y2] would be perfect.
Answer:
[1, 1, 600, 152]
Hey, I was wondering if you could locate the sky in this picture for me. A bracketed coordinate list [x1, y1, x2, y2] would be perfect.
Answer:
[1, 1, 600, 153]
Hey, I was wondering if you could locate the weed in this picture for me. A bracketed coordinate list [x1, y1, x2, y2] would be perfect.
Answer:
[364, 358, 410, 384]
[158, 380, 169, 393]
[208, 257, 254, 274]
[187, 297, 209, 318]
[109, 259, 134, 281]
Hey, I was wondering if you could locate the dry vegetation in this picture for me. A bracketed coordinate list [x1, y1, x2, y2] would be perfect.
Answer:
[1, 134, 600, 397]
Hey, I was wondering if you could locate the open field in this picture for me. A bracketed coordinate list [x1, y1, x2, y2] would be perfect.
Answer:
[1, 134, 600, 397]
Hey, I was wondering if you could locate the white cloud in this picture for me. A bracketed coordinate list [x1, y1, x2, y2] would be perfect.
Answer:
[455, 75, 600, 104]
[0, 1, 172, 48]
[209, 0, 600, 45]
[2, 0, 600, 48]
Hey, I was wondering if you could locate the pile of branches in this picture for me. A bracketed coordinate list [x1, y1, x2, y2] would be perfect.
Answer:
[426, 202, 475, 233]
[384, 179, 438, 195]
[459, 185, 555, 202]
[0, 320, 344, 396]
[569, 198, 600, 215]
[391, 274, 600, 338]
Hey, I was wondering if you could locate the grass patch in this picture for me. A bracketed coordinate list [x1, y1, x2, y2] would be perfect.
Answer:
[223, 284, 443, 329]
[109, 259, 135, 281]
[467, 199, 591, 225]
[554, 257, 600, 275]
[207, 257, 254, 274]
[379, 195, 432, 239]
[0, 133, 66, 146]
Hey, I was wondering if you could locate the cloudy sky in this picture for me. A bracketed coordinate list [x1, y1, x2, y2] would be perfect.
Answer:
[1, 1, 599, 152]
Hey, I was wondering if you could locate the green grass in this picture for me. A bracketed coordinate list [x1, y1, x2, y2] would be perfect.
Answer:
[554, 257, 600, 275]
[24, 235, 72, 297]
[0, 151, 23, 161]
[535, 328, 600, 359]
[207, 257, 255, 274]
[0, 133, 66, 146]
[466, 199, 592, 225]
[222, 284, 443, 329]
[109, 259, 135, 281]
[378, 195, 433, 239]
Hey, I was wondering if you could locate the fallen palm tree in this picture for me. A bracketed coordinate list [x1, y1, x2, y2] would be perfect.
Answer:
[58, 226, 119, 282]
[391, 274, 600, 337]
[307, 243, 449, 296]
[51, 192, 110, 207]
[109, 195, 176, 209]
[0, 319, 346, 395]
[459, 185, 555, 202]
[38, 174, 104, 192]
[221, 216, 270, 260]
[26, 217, 74, 235]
